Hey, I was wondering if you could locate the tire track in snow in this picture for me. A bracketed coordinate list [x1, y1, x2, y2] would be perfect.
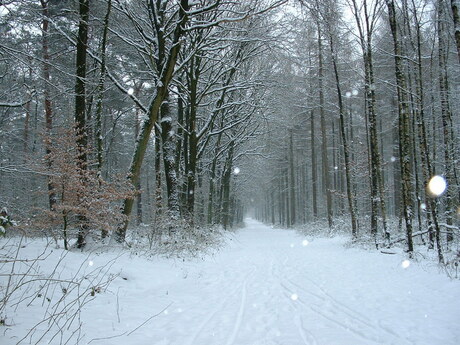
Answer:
[296, 275, 414, 344]
[225, 275, 248, 345]
[186, 268, 254, 345]
[268, 229, 414, 345]
[280, 280, 379, 344]
[287, 277, 373, 327]
[280, 276, 413, 345]
[293, 308, 318, 345]
[185, 283, 240, 345]
[270, 255, 318, 345]
[272, 252, 382, 344]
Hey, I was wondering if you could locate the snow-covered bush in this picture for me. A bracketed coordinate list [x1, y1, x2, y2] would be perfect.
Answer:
[128, 213, 225, 258]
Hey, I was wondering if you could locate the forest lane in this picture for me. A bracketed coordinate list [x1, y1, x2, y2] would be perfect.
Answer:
[83, 219, 459, 345]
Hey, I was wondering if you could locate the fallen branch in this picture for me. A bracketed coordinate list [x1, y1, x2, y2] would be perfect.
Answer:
[380, 250, 397, 255]
[388, 230, 430, 246]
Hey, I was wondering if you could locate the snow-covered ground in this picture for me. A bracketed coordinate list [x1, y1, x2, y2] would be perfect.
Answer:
[2, 219, 460, 345]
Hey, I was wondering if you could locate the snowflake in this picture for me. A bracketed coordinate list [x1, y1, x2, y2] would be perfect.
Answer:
[401, 260, 410, 269]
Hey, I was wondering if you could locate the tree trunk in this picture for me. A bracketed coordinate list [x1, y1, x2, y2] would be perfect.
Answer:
[451, 0, 460, 62]
[161, 97, 180, 219]
[350, 0, 388, 240]
[411, 0, 442, 260]
[154, 126, 163, 219]
[74, 0, 90, 248]
[386, 0, 414, 255]
[75, 0, 89, 158]
[318, 25, 333, 228]
[95, 0, 112, 175]
[221, 141, 234, 230]
[328, 33, 358, 238]
[40, 0, 56, 212]
[438, 0, 455, 244]
[134, 87, 143, 226]
[115, 1, 189, 242]
[186, 56, 201, 218]
[207, 132, 223, 224]
[289, 130, 296, 225]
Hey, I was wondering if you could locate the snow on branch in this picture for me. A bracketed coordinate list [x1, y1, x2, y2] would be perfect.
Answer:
[46, 16, 149, 114]
[0, 99, 29, 108]
[186, 0, 288, 31]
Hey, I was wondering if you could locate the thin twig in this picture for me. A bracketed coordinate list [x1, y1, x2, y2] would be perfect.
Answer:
[127, 302, 173, 336]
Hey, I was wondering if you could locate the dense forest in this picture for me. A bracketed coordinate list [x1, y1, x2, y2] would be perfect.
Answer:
[0, 0, 459, 262]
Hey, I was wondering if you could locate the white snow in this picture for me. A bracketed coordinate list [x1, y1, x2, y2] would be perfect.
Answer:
[2, 219, 460, 345]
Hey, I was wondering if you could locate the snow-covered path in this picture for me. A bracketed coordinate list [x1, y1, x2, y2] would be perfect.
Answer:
[3, 219, 460, 345]
[83, 219, 459, 345]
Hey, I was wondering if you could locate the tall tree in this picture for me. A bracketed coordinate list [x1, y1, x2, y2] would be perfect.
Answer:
[40, 0, 56, 212]
[74, 0, 90, 248]
[95, 0, 112, 175]
[349, 0, 388, 240]
[115, 0, 190, 242]
[74, 0, 89, 160]
[437, 0, 456, 244]
[386, 0, 414, 255]
[323, 2, 358, 237]
[451, 0, 460, 62]
[317, 22, 333, 228]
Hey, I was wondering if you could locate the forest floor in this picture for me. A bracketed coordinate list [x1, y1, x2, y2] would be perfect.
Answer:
[1, 219, 460, 345]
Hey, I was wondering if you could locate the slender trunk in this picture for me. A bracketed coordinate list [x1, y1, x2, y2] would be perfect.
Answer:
[61, 187, 68, 250]
[135, 89, 143, 226]
[74, 0, 90, 248]
[289, 130, 296, 225]
[75, 0, 89, 158]
[328, 35, 358, 238]
[386, 0, 414, 255]
[451, 0, 460, 62]
[95, 0, 112, 175]
[438, 0, 455, 244]
[351, 0, 388, 240]
[310, 110, 318, 219]
[175, 81, 184, 175]
[96, 0, 110, 241]
[207, 133, 222, 224]
[186, 56, 200, 217]
[413, 8, 440, 252]
[284, 165, 291, 227]
[40, 0, 56, 211]
[278, 175, 283, 225]
[161, 97, 180, 219]
[318, 24, 333, 228]
[366, 46, 389, 240]
[24, 65, 32, 157]
[154, 126, 163, 218]
[221, 141, 234, 230]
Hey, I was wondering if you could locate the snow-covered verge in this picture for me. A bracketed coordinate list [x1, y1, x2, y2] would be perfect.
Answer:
[1, 219, 459, 345]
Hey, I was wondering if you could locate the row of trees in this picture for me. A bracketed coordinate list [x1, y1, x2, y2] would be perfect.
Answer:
[249, 0, 459, 262]
[0, 0, 285, 247]
[0, 0, 458, 260]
